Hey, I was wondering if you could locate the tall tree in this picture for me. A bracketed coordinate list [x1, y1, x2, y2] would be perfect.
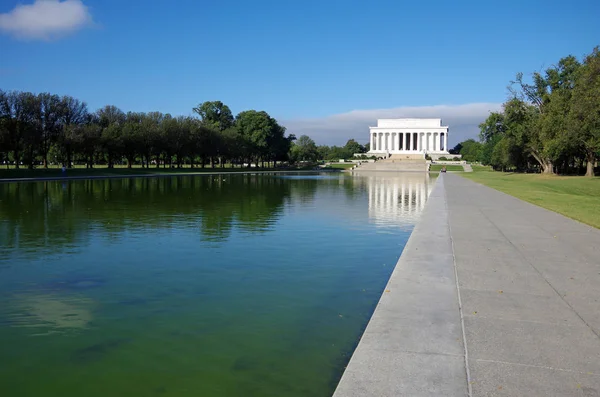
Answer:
[0, 91, 37, 169]
[193, 101, 234, 131]
[122, 112, 144, 168]
[75, 114, 102, 168]
[60, 96, 89, 168]
[458, 139, 483, 162]
[37, 93, 62, 168]
[344, 139, 365, 155]
[97, 105, 125, 168]
[570, 47, 600, 177]
[291, 135, 318, 162]
[235, 110, 276, 167]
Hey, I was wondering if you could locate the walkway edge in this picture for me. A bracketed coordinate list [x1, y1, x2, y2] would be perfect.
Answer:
[0, 169, 339, 184]
[333, 175, 469, 397]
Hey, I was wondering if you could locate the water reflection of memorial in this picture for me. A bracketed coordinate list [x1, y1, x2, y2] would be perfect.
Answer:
[365, 174, 435, 228]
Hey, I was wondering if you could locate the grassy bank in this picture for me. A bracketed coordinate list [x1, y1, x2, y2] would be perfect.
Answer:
[461, 167, 600, 229]
[0, 165, 326, 181]
[430, 164, 464, 172]
[324, 163, 355, 170]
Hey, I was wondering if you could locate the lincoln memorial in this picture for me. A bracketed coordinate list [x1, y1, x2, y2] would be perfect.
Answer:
[367, 118, 450, 155]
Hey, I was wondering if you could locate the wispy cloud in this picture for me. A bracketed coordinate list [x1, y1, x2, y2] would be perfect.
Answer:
[0, 0, 93, 40]
[281, 103, 502, 147]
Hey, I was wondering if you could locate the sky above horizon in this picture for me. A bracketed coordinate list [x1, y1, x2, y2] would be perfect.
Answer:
[1, 0, 599, 146]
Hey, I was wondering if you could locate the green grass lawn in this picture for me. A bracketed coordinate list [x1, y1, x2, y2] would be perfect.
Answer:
[461, 167, 600, 229]
[324, 163, 355, 170]
[0, 164, 322, 180]
[430, 164, 464, 172]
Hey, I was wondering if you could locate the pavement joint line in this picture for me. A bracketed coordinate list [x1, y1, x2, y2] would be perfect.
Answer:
[473, 359, 600, 376]
[474, 197, 600, 341]
[445, 175, 474, 397]
[365, 348, 463, 358]
[461, 315, 581, 327]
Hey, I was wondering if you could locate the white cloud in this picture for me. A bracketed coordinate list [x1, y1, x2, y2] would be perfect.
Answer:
[0, 0, 93, 40]
[280, 103, 502, 148]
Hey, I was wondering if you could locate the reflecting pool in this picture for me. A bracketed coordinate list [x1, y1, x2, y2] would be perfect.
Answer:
[0, 172, 435, 397]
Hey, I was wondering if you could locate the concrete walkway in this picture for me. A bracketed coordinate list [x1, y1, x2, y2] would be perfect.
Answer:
[334, 173, 600, 396]
[334, 175, 468, 397]
[446, 173, 600, 396]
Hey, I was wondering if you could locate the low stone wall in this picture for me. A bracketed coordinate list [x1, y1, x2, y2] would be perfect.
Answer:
[430, 154, 462, 161]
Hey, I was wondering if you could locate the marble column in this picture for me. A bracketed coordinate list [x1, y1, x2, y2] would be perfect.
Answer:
[444, 133, 448, 152]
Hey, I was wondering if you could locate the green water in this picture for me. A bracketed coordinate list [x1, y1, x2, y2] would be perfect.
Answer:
[0, 172, 435, 397]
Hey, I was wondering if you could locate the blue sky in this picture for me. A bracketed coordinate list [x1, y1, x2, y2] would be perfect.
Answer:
[1, 0, 599, 145]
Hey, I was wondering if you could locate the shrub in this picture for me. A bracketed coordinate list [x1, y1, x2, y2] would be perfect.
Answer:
[438, 156, 448, 161]
[452, 157, 460, 161]
[425, 154, 432, 160]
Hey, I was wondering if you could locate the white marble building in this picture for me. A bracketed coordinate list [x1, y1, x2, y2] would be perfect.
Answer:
[368, 118, 449, 155]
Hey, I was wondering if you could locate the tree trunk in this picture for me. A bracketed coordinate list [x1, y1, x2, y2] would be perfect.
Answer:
[542, 160, 553, 174]
[586, 151, 595, 177]
[67, 148, 73, 169]
[13, 150, 20, 169]
[531, 151, 553, 175]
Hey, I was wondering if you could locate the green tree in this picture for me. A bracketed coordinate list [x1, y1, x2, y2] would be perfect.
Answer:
[458, 139, 483, 162]
[291, 135, 318, 162]
[235, 110, 278, 167]
[570, 47, 600, 177]
[75, 115, 102, 168]
[122, 112, 144, 168]
[0, 91, 39, 169]
[344, 139, 364, 155]
[37, 93, 62, 168]
[193, 101, 234, 132]
[60, 96, 89, 168]
[97, 105, 125, 168]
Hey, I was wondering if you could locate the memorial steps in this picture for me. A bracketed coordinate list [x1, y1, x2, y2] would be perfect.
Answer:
[352, 155, 428, 172]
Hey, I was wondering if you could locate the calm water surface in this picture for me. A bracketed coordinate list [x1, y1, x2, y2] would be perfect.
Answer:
[0, 172, 435, 397]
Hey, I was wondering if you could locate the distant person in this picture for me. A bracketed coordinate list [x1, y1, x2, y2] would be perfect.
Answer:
[441, 166, 447, 173]
[61, 165, 66, 177]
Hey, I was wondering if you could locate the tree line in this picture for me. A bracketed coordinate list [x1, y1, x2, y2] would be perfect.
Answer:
[454, 46, 600, 177]
[0, 94, 298, 169]
[290, 135, 370, 162]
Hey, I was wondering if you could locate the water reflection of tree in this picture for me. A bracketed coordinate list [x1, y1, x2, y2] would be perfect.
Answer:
[0, 175, 328, 256]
